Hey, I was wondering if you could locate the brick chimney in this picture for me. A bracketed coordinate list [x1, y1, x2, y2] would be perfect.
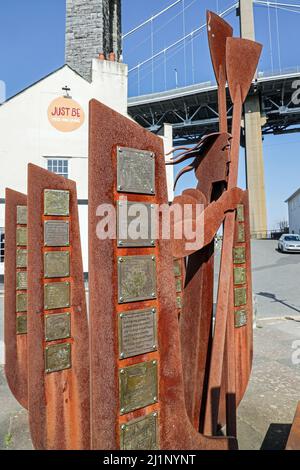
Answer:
[65, 0, 122, 82]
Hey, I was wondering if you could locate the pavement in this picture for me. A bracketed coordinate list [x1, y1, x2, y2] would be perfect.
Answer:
[0, 240, 300, 449]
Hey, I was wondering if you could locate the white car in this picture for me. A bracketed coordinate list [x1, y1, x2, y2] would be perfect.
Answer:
[278, 234, 300, 253]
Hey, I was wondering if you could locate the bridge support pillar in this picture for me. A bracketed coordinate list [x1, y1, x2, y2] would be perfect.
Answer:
[239, 0, 267, 237]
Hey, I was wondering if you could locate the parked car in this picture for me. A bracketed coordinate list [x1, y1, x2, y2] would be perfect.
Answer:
[278, 234, 300, 253]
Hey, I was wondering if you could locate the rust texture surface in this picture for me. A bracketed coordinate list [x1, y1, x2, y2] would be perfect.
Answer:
[286, 402, 300, 450]
[27, 164, 90, 450]
[4, 189, 28, 409]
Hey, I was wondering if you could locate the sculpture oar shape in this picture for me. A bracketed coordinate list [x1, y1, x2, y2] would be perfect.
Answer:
[203, 37, 262, 436]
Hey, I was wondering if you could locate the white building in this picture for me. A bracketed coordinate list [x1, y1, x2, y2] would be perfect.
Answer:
[285, 188, 300, 235]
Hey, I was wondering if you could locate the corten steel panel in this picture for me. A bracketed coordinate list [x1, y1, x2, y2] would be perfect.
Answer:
[286, 402, 300, 450]
[4, 189, 28, 409]
[89, 99, 237, 450]
[27, 165, 90, 450]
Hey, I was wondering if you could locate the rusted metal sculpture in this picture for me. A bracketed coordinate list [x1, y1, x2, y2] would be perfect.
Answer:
[4, 189, 28, 410]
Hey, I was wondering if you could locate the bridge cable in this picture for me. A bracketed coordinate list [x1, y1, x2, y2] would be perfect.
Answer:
[267, 0, 275, 72]
[275, 0, 282, 73]
[254, 1, 300, 9]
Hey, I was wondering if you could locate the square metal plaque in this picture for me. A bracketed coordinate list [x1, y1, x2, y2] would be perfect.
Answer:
[120, 413, 159, 450]
[118, 256, 157, 304]
[16, 293, 27, 313]
[233, 267, 246, 286]
[175, 277, 182, 293]
[44, 251, 70, 279]
[45, 312, 71, 342]
[237, 224, 245, 243]
[44, 281, 70, 310]
[173, 260, 181, 277]
[16, 315, 27, 335]
[45, 343, 71, 374]
[235, 309, 247, 328]
[237, 204, 245, 222]
[44, 221, 69, 247]
[119, 360, 158, 415]
[16, 250, 27, 268]
[119, 308, 157, 359]
[16, 227, 27, 246]
[117, 147, 155, 195]
[176, 296, 182, 309]
[233, 246, 246, 264]
[44, 190, 70, 216]
[117, 201, 156, 248]
[234, 287, 247, 307]
[17, 206, 27, 225]
[16, 271, 27, 290]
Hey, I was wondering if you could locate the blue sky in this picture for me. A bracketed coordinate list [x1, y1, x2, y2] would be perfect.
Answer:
[1, 0, 300, 229]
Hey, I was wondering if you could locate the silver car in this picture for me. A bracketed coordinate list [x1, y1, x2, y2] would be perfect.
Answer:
[278, 234, 300, 253]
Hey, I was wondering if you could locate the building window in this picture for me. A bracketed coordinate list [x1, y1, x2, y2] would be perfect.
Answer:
[0, 228, 4, 263]
[47, 159, 69, 178]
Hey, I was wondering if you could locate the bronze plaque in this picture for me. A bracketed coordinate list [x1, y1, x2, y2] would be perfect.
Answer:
[16, 315, 27, 335]
[176, 296, 182, 309]
[17, 206, 27, 225]
[44, 190, 70, 216]
[175, 277, 182, 293]
[16, 271, 27, 290]
[45, 343, 71, 374]
[235, 309, 247, 328]
[119, 308, 157, 359]
[237, 204, 244, 222]
[120, 413, 158, 450]
[234, 287, 247, 307]
[233, 267, 246, 286]
[237, 224, 245, 243]
[117, 201, 156, 247]
[233, 246, 246, 264]
[16, 249, 27, 268]
[44, 282, 70, 310]
[45, 312, 71, 341]
[16, 227, 27, 246]
[44, 221, 69, 247]
[117, 147, 155, 195]
[44, 251, 70, 278]
[118, 256, 157, 304]
[174, 260, 181, 277]
[16, 293, 27, 313]
[119, 360, 158, 414]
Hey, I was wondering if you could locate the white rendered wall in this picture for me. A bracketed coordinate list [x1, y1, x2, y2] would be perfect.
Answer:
[288, 194, 300, 235]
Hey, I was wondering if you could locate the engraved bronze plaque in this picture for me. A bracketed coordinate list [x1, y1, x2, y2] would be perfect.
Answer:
[233, 246, 246, 264]
[44, 189, 70, 216]
[120, 413, 158, 450]
[174, 260, 181, 277]
[175, 277, 182, 293]
[237, 224, 245, 243]
[176, 296, 182, 309]
[117, 201, 156, 247]
[45, 343, 71, 374]
[44, 282, 70, 310]
[118, 256, 157, 304]
[119, 308, 157, 359]
[16, 315, 27, 335]
[17, 206, 27, 225]
[45, 312, 71, 341]
[16, 293, 27, 313]
[44, 221, 69, 247]
[119, 360, 158, 414]
[235, 309, 247, 328]
[233, 267, 246, 286]
[117, 147, 155, 195]
[16, 249, 27, 268]
[16, 227, 27, 246]
[237, 204, 245, 222]
[44, 251, 70, 278]
[16, 271, 27, 290]
[234, 287, 247, 307]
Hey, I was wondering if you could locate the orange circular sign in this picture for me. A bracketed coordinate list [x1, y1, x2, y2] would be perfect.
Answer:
[48, 97, 85, 132]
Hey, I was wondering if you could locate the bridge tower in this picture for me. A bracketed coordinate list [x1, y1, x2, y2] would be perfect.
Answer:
[65, 0, 122, 81]
[239, 0, 267, 237]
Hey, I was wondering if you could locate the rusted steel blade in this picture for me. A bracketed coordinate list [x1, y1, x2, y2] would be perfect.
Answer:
[286, 402, 300, 450]
[27, 165, 90, 450]
[89, 99, 237, 450]
[4, 189, 28, 409]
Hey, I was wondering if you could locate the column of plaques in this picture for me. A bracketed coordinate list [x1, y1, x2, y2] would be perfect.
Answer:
[16, 206, 28, 335]
[174, 258, 184, 320]
[43, 190, 72, 374]
[233, 204, 248, 328]
[116, 147, 159, 450]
